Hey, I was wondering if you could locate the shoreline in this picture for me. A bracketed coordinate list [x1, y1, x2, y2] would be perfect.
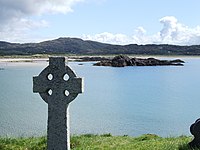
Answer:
[0, 54, 200, 63]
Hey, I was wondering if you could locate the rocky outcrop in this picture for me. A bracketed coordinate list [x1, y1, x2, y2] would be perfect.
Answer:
[94, 55, 184, 67]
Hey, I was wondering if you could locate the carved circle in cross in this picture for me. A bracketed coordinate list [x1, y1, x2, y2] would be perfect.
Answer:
[33, 57, 83, 104]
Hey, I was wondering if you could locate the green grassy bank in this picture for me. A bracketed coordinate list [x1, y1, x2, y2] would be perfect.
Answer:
[0, 134, 195, 150]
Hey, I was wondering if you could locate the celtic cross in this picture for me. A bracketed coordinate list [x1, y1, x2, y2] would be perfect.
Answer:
[33, 57, 83, 150]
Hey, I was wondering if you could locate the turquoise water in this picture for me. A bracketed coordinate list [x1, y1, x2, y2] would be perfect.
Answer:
[0, 57, 200, 137]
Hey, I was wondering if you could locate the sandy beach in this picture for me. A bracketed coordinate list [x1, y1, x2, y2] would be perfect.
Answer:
[0, 58, 49, 68]
[0, 58, 48, 63]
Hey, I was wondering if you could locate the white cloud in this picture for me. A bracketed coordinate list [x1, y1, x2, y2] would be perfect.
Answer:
[0, 0, 84, 19]
[135, 26, 146, 35]
[158, 16, 200, 45]
[0, 18, 48, 43]
[131, 27, 150, 45]
[82, 32, 131, 45]
[83, 16, 200, 45]
[159, 16, 178, 40]
[0, 0, 84, 42]
[37, 0, 85, 14]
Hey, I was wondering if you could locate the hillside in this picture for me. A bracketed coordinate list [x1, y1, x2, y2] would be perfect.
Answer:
[1, 37, 200, 55]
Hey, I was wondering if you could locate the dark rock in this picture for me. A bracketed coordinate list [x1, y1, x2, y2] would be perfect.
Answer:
[93, 55, 184, 67]
[170, 59, 185, 63]
[94, 60, 112, 66]
[189, 119, 200, 149]
[111, 55, 131, 67]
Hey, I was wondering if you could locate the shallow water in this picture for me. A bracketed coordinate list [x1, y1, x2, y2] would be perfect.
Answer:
[0, 57, 200, 137]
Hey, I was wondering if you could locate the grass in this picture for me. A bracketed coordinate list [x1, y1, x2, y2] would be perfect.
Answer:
[0, 136, 46, 150]
[0, 134, 196, 150]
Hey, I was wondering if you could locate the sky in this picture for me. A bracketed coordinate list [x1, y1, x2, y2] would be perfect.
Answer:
[1, 0, 200, 45]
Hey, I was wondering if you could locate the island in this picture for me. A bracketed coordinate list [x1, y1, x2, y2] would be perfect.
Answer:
[93, 55, 184, 67]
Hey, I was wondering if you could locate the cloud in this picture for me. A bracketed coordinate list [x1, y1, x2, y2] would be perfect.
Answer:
[158, 16, 200, 45]
[83, 16, 200, 45]
[82, 29, 152, 45]
[0, 0, 84, 19]
[159, 16, 178, 40]
[82, 32, 131, 45]
[0, 18, 48, 43]
[0, 0, 84, 42]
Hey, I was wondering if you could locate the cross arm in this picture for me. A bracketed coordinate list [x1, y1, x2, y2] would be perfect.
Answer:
[33, 76, 50, 93]
[66, 77, 84, 94]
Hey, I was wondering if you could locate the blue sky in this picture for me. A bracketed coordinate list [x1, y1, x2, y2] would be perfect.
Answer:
[0, 0, 200, 45]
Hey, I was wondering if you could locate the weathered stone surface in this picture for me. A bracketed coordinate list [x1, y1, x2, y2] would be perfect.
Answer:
[33, 57, 83, 150]
[189, 119, 200, 149]
[94, 55, 184, 67]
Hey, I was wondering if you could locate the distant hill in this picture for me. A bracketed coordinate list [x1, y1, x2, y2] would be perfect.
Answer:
[1, 37, 200, 55]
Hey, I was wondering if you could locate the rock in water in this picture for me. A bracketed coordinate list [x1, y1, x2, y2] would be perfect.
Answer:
[94, 55, 184, 67]
[111, 55, 132, 67]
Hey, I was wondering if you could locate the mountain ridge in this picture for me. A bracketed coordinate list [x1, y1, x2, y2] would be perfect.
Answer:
[1, 37, 200, 55]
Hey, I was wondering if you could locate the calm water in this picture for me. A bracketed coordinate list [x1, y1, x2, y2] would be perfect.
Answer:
[1, 57, 200, 137]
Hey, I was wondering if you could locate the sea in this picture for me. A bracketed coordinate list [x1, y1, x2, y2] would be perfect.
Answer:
[0, 57, 200, 137]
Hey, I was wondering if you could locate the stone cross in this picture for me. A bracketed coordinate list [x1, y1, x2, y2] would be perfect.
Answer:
[33, 57, 83, 150]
